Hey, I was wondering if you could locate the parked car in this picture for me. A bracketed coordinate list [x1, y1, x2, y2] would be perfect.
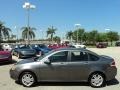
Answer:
[48, 43, 68, 49]
[2, 44, 12, 51]
[0, 50, 12, 63]
[69, 44, 86, 49]
[30, 44, 51, 56]
[96, 42, 108, 48]
[38, 44, 52, 52]
[115, 41, 120, 46]
[10, 48, 117, 87]
[12, 45, 36, 59]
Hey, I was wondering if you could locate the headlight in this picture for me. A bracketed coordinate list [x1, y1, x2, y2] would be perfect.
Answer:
[11, 65, 16, 70]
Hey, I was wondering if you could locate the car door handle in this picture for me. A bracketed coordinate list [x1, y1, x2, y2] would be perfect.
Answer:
[83, 62, 89, 64]
[60, 62, 67, 65]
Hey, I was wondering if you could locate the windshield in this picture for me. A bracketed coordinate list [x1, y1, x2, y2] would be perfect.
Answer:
[19, 45, 31, 49]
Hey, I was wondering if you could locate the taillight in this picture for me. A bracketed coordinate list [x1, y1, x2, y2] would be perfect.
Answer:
[110, 60, 116, 67]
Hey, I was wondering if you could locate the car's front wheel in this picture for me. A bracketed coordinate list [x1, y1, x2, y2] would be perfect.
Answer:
[89, 73, 105, 88]
[20, 72, 36, 87]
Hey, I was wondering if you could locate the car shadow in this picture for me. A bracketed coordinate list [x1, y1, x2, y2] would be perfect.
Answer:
[0, 59, 17, 66]
[106, 78, 119, 86]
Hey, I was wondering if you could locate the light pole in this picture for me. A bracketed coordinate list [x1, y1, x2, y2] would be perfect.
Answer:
[23, 2, 36, 44]
[14, 26, 18, 44]
[74, 24, 81, 43]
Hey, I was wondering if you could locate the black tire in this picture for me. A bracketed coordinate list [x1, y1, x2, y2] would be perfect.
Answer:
[20, 72, 36, 87]
[89, 73, 106, 88]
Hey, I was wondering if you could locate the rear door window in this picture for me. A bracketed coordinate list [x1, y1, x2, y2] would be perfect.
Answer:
[70, 51, 88, 62]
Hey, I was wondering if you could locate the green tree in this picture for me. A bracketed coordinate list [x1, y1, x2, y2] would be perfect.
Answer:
[0, 21, 11, 42]
[89, 30, 98, 44]
[73, 28, 85, 43]
[82, 32, 89, 43]
[53, 36, 61, 43]
[10, 34, 16, 40]
[21, 27, 36, 40]
[66, 31, 73, 41]
[107, 31, 119, 46]
[47, 26, 57, 41]
[96, 33, 108, 42]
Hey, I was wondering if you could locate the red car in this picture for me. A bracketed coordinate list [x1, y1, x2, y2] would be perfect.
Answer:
[96, 42, 108, 48]
[0, 51, 12, 63]
[48, 43, 68, 49]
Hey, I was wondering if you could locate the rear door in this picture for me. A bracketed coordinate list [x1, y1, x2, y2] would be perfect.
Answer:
[68, 50, 90, 81]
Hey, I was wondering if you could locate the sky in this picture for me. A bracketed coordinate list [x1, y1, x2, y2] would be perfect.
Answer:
[0, 0, 120, 39]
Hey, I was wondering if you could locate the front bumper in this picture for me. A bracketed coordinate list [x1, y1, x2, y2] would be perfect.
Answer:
[19, 53, 36, 58]
[9, 69, 19, 81]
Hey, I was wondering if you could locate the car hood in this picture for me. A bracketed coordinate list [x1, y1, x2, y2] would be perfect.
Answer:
[17, 58, 36, 65]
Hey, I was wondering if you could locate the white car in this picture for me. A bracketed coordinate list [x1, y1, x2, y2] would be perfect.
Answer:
[69, 44, 86, 49]
[74, 44, 86, 48]
[2, 44, 12, 51]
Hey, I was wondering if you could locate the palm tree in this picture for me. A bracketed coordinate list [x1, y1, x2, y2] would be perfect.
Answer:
[47, 26, 57, 41]
[66, 31, 73, 42]
[0, 21, 11, 42]
[21, 27, 36, 40]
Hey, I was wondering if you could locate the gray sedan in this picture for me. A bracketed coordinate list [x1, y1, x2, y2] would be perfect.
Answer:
[10, 48, 117, 88]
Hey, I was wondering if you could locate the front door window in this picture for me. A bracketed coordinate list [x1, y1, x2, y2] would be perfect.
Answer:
[49, 51, 68, 62]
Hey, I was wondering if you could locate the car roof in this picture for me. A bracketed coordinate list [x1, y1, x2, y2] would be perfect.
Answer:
[54, 48, 99, 56]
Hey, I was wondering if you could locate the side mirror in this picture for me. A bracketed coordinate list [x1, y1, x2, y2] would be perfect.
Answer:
[44, 59, 51, 64]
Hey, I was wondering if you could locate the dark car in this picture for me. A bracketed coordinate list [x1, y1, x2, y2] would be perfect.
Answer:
[12, 45, 36, 59]
[10, 48, 117, 88]
[34, 44, 52, 55]
[96, 42, 108, 48]
[115, 41, 120, 46]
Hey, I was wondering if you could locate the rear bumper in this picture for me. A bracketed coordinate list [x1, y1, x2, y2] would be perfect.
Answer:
[0, 56, 12, 63]
[105, 67, 117, 81]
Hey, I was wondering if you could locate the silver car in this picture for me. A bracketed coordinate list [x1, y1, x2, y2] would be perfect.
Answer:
[10, 48, 117, 87]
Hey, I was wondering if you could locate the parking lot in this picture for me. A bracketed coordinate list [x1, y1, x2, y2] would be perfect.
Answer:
[0, 47, 120, 90]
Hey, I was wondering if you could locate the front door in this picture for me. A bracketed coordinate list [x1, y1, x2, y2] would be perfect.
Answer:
[39, 51, 70, 81]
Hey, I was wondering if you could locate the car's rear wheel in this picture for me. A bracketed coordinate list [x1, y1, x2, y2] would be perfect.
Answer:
[20, 72, 36, 87]
[89, 73, 105, 88]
